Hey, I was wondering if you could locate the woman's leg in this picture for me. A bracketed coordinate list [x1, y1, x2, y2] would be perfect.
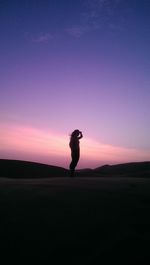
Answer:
[69, 150, 79, 176]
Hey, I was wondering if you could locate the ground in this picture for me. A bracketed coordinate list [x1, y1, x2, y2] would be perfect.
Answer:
[0, 176, 150, 264]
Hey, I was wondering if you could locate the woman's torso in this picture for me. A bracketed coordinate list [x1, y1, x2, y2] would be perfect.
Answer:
[69, 137, 79, 150]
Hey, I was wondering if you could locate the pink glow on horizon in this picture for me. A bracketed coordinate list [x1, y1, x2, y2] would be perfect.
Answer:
[81, 138, 150, 166]
[0, 122, 150, 169]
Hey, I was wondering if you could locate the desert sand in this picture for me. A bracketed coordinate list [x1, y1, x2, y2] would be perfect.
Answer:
[1, 176, 150, 264]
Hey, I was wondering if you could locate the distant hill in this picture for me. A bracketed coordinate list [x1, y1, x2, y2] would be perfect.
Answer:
[0, 159, 68, 178]
[94, 162, 150, 177]
[76, 162, 150, 177]
[0, 159, 150, 178]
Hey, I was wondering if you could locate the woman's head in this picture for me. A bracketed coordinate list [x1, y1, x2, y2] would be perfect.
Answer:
[71, 129, 80, 137]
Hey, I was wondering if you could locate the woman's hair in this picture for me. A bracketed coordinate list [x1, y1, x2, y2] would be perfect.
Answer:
[70, 129, 80, 137]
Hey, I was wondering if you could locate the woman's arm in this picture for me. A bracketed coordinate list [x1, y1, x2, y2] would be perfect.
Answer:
[78, 131, 83, 139]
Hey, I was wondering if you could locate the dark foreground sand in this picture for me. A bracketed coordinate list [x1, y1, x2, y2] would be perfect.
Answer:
[0, 176, 150, 265]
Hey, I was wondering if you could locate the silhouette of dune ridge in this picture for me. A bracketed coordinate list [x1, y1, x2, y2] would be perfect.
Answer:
[94, 162, 150, 177]
[0, 159, 67, 178]
[0, 159, 150, 178]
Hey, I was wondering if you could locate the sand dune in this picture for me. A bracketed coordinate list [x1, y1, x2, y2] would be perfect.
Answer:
[0, 159, 68, 178]
[1, 159, 150, 178]
[1, 159, 150, 264]
[0, 175, 150, 264]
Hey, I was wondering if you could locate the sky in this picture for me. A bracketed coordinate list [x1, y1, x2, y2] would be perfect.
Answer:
[0, 0, 150, 169]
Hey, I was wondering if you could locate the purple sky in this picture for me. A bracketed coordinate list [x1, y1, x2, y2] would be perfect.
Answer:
[0, 0, 150, 168]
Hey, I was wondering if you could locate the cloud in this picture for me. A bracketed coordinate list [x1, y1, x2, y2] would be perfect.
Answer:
[1, 122, 150, 168]
[66, 0, 124, 38]
[109, 22, 125, 32]
[81, 137, 150, 165]
[32, 33, 54, 43]
[0, 122, 69, 167]
[84, 0, 122, 9]
[65, 25, 89, 38]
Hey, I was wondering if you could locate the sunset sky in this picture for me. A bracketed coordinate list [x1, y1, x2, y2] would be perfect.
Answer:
[0, 0, 150, 168]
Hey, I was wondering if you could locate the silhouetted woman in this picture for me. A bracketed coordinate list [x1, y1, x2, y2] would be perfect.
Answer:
[69, 129, 83, 177]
